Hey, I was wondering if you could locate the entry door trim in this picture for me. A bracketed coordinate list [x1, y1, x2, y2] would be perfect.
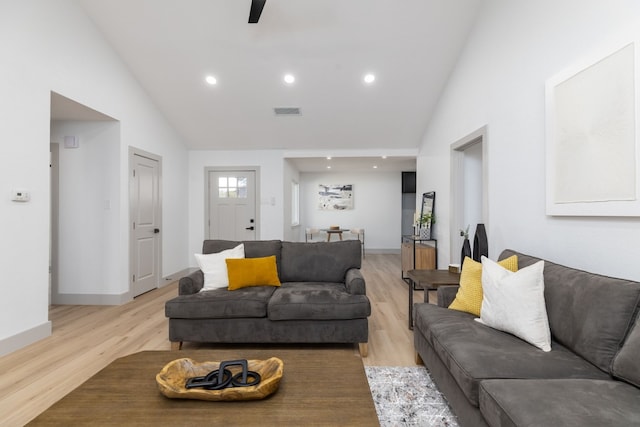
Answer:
[50, 143, 59, 305]
[129, 147, 162, 296]
[204, 166, 260, 240]
[450, 126, 488, 262]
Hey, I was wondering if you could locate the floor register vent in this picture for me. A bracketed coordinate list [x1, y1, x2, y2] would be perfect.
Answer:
[274, 107, 301, 116]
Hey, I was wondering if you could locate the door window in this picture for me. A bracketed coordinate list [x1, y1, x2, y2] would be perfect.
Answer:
[218, 176, 247, 198]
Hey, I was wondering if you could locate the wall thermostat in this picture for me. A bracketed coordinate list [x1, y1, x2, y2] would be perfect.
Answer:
[11, 190, 30, 202]
[64, 135, 79, 149]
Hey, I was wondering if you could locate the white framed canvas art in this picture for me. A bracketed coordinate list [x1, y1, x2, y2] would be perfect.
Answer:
[318, 184, 353, 210]
[546, 41, 640, 216]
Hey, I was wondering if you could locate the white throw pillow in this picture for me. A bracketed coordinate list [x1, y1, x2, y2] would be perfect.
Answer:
[476, 256, 551, 352]
[195, 244, 245, 291]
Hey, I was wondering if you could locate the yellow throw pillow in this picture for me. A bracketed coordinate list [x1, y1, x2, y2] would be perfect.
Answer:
[448, 255, 518, 316]
[226, 256, 281, 290]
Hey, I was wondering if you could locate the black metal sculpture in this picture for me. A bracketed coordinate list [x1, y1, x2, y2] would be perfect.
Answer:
[185, 359, 261, 390]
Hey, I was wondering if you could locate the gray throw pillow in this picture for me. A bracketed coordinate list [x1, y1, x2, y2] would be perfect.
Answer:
[612, 314, 640, 387]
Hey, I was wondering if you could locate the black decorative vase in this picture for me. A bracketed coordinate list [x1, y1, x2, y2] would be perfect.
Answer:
[473, 223, 488, 262]
[461, 238, 472, 267]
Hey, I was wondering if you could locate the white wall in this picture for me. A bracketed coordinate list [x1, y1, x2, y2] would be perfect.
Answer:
[418, 0, 640, 280]
[187, 155, 403, 254]
[283, 159, 301, 242]
[187, 150, 285, 262]
[300, 171, 401, 251]
[0, 0, 189, 355]
[462, 143, 483, 233]
[51, 121, 122, 298]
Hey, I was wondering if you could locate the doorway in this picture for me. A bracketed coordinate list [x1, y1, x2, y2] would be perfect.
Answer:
[130, 148, 162, 297]
[206, 168, 258, 240]
[450, 126, 487, 262]
[50, 92, 121, 305]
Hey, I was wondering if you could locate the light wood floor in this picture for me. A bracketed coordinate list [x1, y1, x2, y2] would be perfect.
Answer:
[0, 253, 427, 426]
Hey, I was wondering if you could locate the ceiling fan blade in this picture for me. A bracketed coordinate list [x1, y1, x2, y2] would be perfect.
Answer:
[248, 0, 266, 23]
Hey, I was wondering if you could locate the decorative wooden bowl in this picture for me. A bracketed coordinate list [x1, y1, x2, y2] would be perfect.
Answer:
[156, 357, 284, 401]
[329, 225, 340, 230]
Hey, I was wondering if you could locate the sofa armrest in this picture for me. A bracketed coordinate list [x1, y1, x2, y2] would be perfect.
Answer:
[436, 285, 459, 308]
[345, 268, 366, 295]
[179, 270, 204, 295]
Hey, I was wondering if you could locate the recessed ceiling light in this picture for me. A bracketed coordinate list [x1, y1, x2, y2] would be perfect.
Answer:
[326, 156, 332, 160]
[373, 165, 378, 169]
[364, 74, 375, 84]
[205, 75, 217, 85]
[381, 155, 387, 159]
[327, 166, 332, 169]
[284, 74, 295, 84]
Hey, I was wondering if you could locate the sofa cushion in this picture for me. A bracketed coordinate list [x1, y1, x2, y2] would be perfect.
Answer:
[268, 282, 371, 321]
[480, 379, 640, 427]
[202, 240, 283, 276]
[413, 303, 610, 407]
[499, 249, 640, 373]
[478, 258, 550, 351]
[195, 243, 245, 290]
[279, 241, 361, 283]
[165, 286, 276, 319]
[612, 313, 640, 387]
[448, 255, 518, 316]
[226, 256, 281, 290]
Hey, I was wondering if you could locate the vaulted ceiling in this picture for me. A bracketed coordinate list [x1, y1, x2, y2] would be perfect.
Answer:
[76, 0, 481, 169]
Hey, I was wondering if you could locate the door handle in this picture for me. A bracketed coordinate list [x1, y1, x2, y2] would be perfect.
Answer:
[245, 226, 255, 230]
[154, 228, 160, 234]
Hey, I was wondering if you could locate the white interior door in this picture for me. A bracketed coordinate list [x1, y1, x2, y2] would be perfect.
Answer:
[131, 151, 161, 297]
[208, 170, 257, 240]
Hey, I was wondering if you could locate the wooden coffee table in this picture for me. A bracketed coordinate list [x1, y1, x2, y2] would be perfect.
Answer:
[28, 348, 379, 426]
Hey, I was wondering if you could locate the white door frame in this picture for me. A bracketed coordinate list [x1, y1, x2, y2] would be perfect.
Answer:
[50, 143, 59, 305]
[204, 166, 260, 239]
[129, 147, 162, 296]
[450, 126, 488, 262]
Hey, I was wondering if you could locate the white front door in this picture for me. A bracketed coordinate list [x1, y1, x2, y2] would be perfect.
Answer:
[131, 151, 161, 297]
[208, 170, 257, 240]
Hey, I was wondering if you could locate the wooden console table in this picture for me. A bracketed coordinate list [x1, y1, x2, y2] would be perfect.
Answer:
[406, 269, 460, 330]
[401, 235, 437, 280]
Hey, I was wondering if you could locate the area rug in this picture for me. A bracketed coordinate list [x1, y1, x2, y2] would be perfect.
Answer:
[365, 366, 459, 427]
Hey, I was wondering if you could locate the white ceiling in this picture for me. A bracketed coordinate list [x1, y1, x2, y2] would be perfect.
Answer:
[287, 156, 416, 173]
[71, 0, 481, 170]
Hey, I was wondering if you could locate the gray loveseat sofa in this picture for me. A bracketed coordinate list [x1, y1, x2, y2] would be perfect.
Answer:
[414, 249, 640, 427]
[165, 239, 371, 356]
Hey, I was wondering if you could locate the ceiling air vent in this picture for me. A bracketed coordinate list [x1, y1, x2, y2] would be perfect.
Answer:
[274, 107, 301, 116]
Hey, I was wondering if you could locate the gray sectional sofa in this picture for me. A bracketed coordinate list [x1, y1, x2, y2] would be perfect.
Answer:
[165, 239, 371, 356]
[414, 249, 640, 427]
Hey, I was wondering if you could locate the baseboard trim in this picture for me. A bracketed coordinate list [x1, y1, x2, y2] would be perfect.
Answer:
[0, 321, 52, 357]
[161, 268, 198, 286]
[49, 270, 194, 305]
[365, 248, 401, 254]
[52, 292, 132, 306]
